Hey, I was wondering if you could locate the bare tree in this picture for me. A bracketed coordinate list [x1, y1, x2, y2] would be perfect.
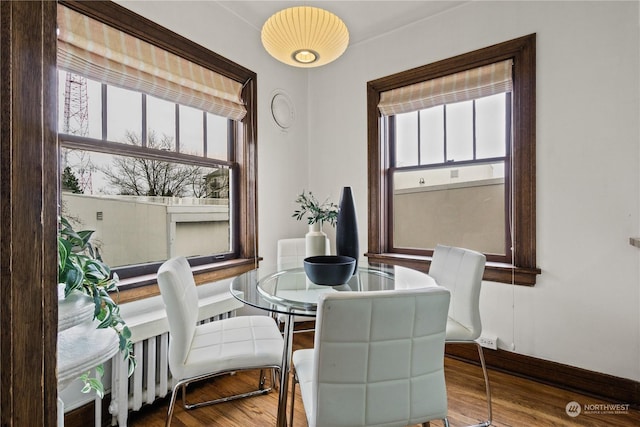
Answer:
[101, 131, 204, 197]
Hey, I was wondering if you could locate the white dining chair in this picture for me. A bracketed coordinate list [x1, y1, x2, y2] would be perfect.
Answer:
[429, 244, 491, 427]
[277, 238, 307, 268]
[156, 256, 284, 426]
[277, 237, 330, 269]
[290, 287, 451, 427]
[275, 238, 329, 332]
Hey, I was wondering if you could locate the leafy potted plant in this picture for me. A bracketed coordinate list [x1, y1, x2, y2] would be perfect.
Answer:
[58, 216, 136, 396]
[292, 190, 338, 257]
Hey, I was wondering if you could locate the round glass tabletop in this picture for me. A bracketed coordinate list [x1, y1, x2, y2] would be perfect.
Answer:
[230, 262, 436, 317]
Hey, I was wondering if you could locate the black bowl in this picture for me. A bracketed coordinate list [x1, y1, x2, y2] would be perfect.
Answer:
[303, 255, 356, 286]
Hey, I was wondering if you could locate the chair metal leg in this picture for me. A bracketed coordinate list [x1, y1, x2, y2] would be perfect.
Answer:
[475, 342, 492, 427]
[447, 341, 492, 427]
[165, 381, 181, 427]
[289, 368, 299, 427]
[420, 418, 450, 427]
[165, 367, 280, 426]
[181, 383, 188, 410]
[183, 376, 275, 410]
[271, 368, 279, 390]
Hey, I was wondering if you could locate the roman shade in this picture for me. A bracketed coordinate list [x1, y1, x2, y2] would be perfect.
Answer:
[378, 59, 513, 116]
[57, 4, 247, 121]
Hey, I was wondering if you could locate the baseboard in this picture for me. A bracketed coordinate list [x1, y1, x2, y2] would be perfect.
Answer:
[445, 344, 640, 409]
[64, 394, 111, 427]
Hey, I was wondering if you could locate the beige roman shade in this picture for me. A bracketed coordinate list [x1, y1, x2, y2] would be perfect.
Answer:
[378, 59, 513, 116]
[57, 4, 246, 121]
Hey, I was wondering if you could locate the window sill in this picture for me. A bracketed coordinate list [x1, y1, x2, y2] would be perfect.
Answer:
[112, 258, 259, 304]
[365, 252, 540, 286]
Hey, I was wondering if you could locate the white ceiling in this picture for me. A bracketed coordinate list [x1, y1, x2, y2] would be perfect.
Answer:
[216, 1, 468, 45]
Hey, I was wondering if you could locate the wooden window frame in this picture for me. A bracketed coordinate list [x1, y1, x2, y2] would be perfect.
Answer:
[366, 34, 540, 285]
[59, 1, 259, 295]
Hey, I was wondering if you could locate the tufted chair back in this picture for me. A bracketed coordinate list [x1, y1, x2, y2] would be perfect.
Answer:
[277, 238, 307, 269]
[277, 237, 330, 269]
[428, 244, 486, 341]
[157, 256, 199, 379]
[310, 287, 450, 426]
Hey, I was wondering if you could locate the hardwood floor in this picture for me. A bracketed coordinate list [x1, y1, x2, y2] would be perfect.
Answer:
[128, 330, 639, 427]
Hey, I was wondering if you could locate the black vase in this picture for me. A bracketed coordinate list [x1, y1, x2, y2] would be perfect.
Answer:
[336, 186, 359, 271]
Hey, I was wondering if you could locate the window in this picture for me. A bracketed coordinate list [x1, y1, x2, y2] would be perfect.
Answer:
[57, 1, 258, 284]
[390, 93, 510, 258]
[367, 34, 539, 285]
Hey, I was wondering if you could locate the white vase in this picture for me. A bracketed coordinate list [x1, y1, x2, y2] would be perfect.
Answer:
[305, 222, 327, 257]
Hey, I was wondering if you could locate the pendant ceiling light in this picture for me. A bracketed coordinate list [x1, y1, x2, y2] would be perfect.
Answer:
[261, 6, 349, 68]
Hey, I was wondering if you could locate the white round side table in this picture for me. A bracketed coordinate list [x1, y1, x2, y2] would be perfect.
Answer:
[57, 290, 119, 426]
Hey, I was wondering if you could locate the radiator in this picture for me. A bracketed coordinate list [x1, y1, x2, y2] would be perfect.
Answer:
[109, 280, 244, 426]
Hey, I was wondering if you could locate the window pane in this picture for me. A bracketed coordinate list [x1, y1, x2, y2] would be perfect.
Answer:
[107, 85, 142, 143]
[58, 70, 102, 139]
[446, 100, 473, 161]
[395, 112, 418, 167]
[179, 105, 204, 156]
[419, 106, 444, 165]
[61, 148, 96, 194]
[60, 150, 231, 268]
[476, 93, 507, 158]
[207, 113, 228, 160]
[147, 95, 176, 147]
[393, 162, 506, 255]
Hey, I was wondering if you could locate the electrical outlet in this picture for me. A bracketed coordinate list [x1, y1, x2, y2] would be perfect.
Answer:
[477, 335, 498, 350]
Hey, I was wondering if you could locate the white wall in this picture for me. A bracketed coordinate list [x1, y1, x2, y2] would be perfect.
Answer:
[117, 1, 640, 381]
[307, 1, 640, 381]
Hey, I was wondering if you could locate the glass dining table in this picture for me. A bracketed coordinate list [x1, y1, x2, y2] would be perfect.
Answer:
[230, 261, 438, 427]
